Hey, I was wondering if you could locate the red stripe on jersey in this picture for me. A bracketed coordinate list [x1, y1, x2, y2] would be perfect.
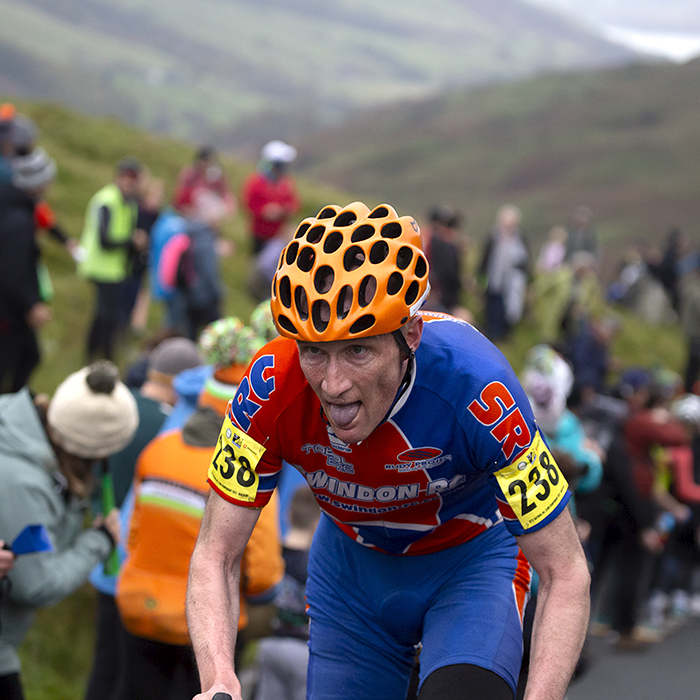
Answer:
[513, 549, 532, 623]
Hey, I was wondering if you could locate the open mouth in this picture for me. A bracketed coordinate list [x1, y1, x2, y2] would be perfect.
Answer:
[327, 401, 361, 429]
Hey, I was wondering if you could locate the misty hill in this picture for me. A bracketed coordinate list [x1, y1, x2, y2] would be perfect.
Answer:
[524, 0, 700, 33]
[0, 0, 636, 150]
[294, 57, 700, 261]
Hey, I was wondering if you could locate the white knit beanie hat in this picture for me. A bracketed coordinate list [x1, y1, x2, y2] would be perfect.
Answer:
[47, 361, 139, 459]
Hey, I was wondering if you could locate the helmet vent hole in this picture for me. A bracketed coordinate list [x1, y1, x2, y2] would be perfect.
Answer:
[414, 255, 428, 278]
[318, 207, 337, 219]
[295, 286, 309, 321]
[405, 281, 420, 306]
[337, 285, 353, 320]
[314, 265, 335, 294]
[277, 251, 285, 270]
[358, 276, 377, 308]
[380, 222, 402, 238]
[368, 206, 389, 219]
[351, 224, 375, 242]
[307, 225, 325, 244]
[277, 315, 298, 334]
[323, 231, 343, 254]
[343, 246, 365, 272]
[271, 274, 277, 298]
[294, 222, 311, 239]
[396, 246, 413, 270]
[334, 211, 357, 227]
[312, 300, 331, 333]
[279, 275, 292, 308]
[285, 241, 300, 266]
[369, 240, 389, 264]
[349, 315, 376, 334]
[387, 272, 404, 296]
[297, 247, 316, 272]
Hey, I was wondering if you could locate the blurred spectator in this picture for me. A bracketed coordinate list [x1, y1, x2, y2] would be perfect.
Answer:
[646, 228, 690, 314]
[241, 140, 300, 255]
[158, 190, 231, 340]
[646, 394, 700, 630]
[0, 543, 14, 578]
[172, 146, 235, 220]
[83, 338, 201, 700]
[148, 207, 188, 332]
[587, 369, 663, 649]
[115, 320, 283, 700]
[422, 204, 472, 321]
[564, 205, 597, 263]
[80, 158, 147, 361]
[0, 147, 56, 393]
[124, 176, 166, 334]
[566, 315, 621, 396]
[478, 204, 529, 341]
[536, 225, 567, 273]
[255, 488, 320, 700]
[0, 361, 138, 700]
[679, 258, 700, 394]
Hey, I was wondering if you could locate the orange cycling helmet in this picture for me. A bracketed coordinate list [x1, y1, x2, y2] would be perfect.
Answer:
[270, 202, 430, 342]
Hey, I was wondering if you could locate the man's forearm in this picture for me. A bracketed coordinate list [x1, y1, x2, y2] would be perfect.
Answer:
[524, 566, 590, 700]
[186, 538, 243, 695]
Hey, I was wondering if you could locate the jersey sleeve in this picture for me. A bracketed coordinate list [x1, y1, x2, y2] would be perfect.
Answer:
[207, 343, 290, 508]
[463, 365, 571, 536]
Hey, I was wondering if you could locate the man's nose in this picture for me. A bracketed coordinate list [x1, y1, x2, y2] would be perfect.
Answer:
[320, 357, 352, 397]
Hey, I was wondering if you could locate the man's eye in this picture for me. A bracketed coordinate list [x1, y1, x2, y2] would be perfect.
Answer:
[349, 345, 366, 356]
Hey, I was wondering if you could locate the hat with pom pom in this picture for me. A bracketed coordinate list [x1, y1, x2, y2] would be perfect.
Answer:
[47, 361, 139, 459]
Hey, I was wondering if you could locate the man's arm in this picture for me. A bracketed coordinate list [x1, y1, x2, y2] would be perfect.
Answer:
[516, 508, 590, 700]
[186, 491, 261, 700]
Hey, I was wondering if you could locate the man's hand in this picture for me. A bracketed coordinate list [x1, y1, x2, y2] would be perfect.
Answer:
[93, 508, 120, 546]
[193, 683, 242, 700]
[0, 541, 15, 577]
[26, 302, 51, 329]
[132, 228, 149, 252]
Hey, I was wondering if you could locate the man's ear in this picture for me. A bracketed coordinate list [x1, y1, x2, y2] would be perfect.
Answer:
[404, 314, 424, 353]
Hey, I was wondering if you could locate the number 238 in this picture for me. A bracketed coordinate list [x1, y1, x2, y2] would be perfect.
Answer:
[213, 444, 256, 488]
[508, 451, 560, 515]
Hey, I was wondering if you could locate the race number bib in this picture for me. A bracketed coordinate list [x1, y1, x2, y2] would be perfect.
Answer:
[494, 431, 568, 530]
[208, 415, 266, 503]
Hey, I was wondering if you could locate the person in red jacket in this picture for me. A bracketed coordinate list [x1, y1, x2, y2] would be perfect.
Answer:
[241, 140, 300, 256]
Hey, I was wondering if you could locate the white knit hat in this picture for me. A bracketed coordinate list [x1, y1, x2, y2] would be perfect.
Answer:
[47, 361, 139, 459]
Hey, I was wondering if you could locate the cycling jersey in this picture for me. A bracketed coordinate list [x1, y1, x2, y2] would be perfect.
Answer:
[209, 312, 570, 556]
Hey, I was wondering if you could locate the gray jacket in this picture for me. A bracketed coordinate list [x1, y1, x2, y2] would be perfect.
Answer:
[0, 389, 111, 675]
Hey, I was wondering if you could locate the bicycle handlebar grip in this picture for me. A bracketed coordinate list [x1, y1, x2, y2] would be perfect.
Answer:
[212, 694, 233, 700]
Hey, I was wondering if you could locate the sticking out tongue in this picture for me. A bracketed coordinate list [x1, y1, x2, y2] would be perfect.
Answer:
[328, 402, 361, 428]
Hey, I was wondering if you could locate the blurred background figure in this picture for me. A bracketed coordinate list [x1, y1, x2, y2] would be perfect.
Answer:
[171, 145, 235, 220]
[0, 147, 56, 393]
[83, 338, 201, 700]
[478, 203, 529, 341]
[80, 158, 148, 362]
[565, 205, 598, 263]
[422, 204, 473, 323]
[114, 317, 283, 700]
[679, 258, 700, 394]
[0, 361, 138, 700]
[242, 140, 300, 256]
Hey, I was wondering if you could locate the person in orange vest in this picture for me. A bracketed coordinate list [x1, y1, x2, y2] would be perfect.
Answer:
[115, 317, 284, 700]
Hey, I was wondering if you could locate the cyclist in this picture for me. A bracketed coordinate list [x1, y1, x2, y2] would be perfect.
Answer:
[186, 202, 590, 700]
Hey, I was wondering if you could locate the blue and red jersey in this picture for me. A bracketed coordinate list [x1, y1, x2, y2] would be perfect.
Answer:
[209, 312, 570, 555]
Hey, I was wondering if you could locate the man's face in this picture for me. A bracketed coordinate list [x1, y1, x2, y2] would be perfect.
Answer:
[297, 328, 411, 445]
[116, 172, 141, 200]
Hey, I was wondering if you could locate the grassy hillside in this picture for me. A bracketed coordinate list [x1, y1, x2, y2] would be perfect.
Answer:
[295, 57, 700, 274]
[4, 96, 688, 700]
[0, 0, 635, 150]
